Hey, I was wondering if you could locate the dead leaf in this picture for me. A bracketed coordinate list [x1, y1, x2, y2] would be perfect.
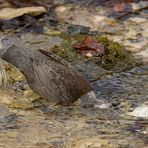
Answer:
[74, 36, 105, 57]
[114, 3, 126, 12]
[0, 7, 46, 20]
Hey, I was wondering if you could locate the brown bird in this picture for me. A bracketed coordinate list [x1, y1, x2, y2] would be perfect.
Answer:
[0, 37, 92, 106]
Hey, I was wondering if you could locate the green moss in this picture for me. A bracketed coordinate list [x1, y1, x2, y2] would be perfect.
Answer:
[50, 34, 135, 71]
[50, 35, 86, 62]
[96, 36, 135, 70]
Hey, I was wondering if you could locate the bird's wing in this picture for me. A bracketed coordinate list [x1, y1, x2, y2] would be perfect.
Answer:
[39, 49, 71, 67]
[31, 59, 70, 104]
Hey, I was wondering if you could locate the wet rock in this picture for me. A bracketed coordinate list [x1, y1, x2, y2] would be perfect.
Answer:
[135, 49, 148, 63]
[55, 5, 110, 30]
[92, 64, 148, 104]
[68, 25, 90, 34]
[12, 81, 27, 91]
[73, 138, 114, 148]
[0, 104, 19, 131]
[0, 7, 46, 20]
[126, 119, 148, 144]
[127, 103, 148, 118]
[73, 62, 108, 82]
[129, 64, 148, 75]
[94, 103, 110, 109]
[92, 76, 127, 100]
[0, 33, 63, 51]
[7, 0, 41, 7]
[21, 33, 63, 50]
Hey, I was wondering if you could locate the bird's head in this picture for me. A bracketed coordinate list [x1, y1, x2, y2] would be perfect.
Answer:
[0, 37, 15, 58]
[0, 36, 24, 58]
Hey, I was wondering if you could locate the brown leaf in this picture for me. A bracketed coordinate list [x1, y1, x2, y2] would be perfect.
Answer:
[114, 3, 126, 12]
[73, 36, 105, 57]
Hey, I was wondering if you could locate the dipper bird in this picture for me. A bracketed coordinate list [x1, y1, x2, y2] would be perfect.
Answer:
[0, 37, 92, 106]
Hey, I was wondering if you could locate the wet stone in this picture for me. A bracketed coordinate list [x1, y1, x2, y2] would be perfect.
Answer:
[73, 62, 108, 82]
[129, 64, 148, 75]
[92, 64, 148, 104]
[67, 25, 90, 34]
[0, 104, 20, 131]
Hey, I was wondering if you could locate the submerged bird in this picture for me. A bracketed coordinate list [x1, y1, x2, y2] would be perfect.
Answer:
[0, 37, 92, 106]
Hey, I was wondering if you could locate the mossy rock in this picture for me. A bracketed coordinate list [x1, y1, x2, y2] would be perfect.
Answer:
[50, 34, 136, 71]
[96, 36, 135, 70]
